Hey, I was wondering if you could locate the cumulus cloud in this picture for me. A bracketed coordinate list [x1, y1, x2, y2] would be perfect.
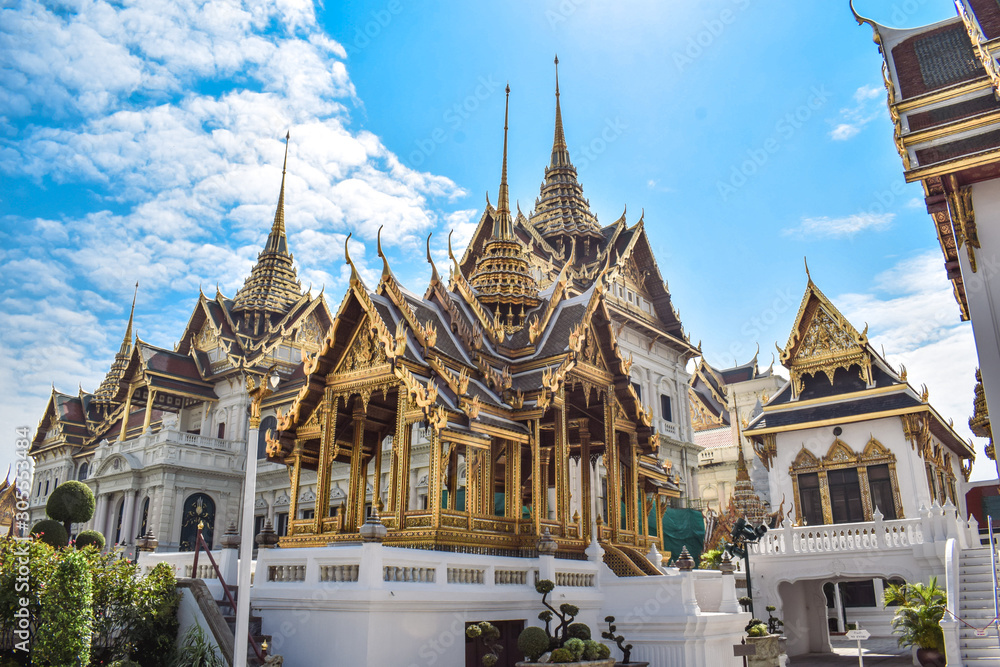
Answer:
[783, 212, 894, 239]
[0, 0, 472, 470]
[836, 252, 992, 480]
[829, 84, 884, 142]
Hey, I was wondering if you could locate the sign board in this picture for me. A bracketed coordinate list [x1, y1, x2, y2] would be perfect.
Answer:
[846, 629, 871, 640]
[733, 644, 757, 657]
[974, 628, 990, 637]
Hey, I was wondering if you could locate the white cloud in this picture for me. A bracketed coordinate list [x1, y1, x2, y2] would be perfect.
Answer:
[828, 84, 885, 142]
[0, 0, 472, 472]
[837, 251, 993, 481]
[783, 212, 894, 239]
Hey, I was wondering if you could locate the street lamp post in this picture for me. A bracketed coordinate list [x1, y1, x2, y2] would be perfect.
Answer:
[727, 517, 768, 619]
[234, 368, 279, 667]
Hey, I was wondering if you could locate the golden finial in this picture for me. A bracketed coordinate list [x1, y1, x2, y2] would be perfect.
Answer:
[377, 224, 392, 280]
[345, 232, 361, 286]
[492, 82, 514, 241]
[425, 232, 439, 284]
[447, 229, 462, 278]
[198, 520, 204, 530]
[804, 256, 811, 282]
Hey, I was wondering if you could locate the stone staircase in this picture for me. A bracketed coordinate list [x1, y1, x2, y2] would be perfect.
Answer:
[216, 585, 271, 667]
[958, 547, 1000, 665]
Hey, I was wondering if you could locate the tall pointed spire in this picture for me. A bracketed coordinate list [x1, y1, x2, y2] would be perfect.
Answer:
[551, 55, 570, 168]
[529, 56, 600, 246]
[265, 131, 290, 255]
[232, 131, 304, 328]
[95, 282, 139, 403]
[469, 83, 541, 329]
[493, 84, 514, 241]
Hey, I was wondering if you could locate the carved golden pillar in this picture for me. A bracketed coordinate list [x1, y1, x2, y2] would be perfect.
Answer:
[554, 390, 569, 530]
[393, 391, 412, 529]
[447, 444, 459, 511]
[429, 428, 443, 529]
[505, 440, 523, 523]
[484, 442, 496, 516]
[818, 470, 833, 525]
[580, 424, 592, 544]
[466, 448, 480, 516]
[118, 385, 135, 441]
[627, 433, 639, 535]
[530, 420, 542, 536]
[346, 403, 366, 532]
[288, 442, 303, 530]
[858, 466, 872, 520]
[314, 391, 338, 535]
[373, 430, 384, 511]
[604, 387, 621, 541]
[142, 389, 156, 432]
[540, 448, 550, 520]
[655, 495, 667, 552]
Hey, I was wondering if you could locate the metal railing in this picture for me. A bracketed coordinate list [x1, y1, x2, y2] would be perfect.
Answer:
[191, 526, 264, 665]
[990, 515, 1000, 653]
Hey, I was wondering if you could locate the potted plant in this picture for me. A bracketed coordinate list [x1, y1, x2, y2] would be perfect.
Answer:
[744, 620, 782, 667]
[601, 616, 648, 667]
[884, 577, 947, 667]
[515, 580, 614, 666]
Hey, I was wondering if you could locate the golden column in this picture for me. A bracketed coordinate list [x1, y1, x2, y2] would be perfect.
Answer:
[554, 388, 569, 531]
[287, 440, 303, 531]
[627, 433, 640, 534]
[392, 391, 412, 529]
[142, 389, 157, 432]
[447, 445, 459, 511]
[314, 391, 338, 535]
[346, 403, 367, 531]
[579, 422, 592, 544]
[604, 385, 621, 541]
[505, 440, 523, 522]
[373, 429, 385, 511]
[429, 428, 443, 529]
[530, 420, 542, 536]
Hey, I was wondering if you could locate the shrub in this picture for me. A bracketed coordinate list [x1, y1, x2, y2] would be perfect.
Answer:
[75, 530, 105, 550]
[466, 621, 502, 667]
[698, 548, 724, 569]
[747, 623, 769, 638]
[30, 519, 68, 548]
[744, 617, 763, 633]
[567, 622, 591, 640]
[549, 647, 575, 663]
[45, 481, 96, 536]
[517, 626, 550, 662]
[563, 637, 585, 660]
[131, 562, 180, 666]
[765, 605, 783, 635]
[170, 623, 224, 667]
[602, 615, 633, 664]
[885, 577, 947, 651]
[34, 549, 93, 666]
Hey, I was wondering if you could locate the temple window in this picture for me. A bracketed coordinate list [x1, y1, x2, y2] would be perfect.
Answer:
[217, 422, 226, 439]
[660, 394, 672, 422]
[789, 438, 903, 526]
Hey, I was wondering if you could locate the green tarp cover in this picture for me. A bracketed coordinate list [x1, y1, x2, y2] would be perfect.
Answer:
[653, 507, 705, 563]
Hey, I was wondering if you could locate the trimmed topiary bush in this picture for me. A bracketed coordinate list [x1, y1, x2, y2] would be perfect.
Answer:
[30, 519, 68, 548]
[75, 529, 105, 550]
[549, 647, 575, 663]
[747, 622, 769, 637]
[46, 480, 96, 536]
[170, 623, 224, 667]
[517, 625, 550, 662]
[567, 622, 591, 640]
[34, 549, 93, 666]
[563, 637, 585, 660]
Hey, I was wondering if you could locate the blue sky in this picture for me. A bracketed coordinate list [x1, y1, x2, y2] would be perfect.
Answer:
[2, 0, 992, 480]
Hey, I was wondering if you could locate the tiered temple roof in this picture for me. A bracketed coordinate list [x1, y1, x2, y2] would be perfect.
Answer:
[268, 72, 693, 565]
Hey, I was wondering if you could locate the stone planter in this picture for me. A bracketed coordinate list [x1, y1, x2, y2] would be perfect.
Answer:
[915, 648, 945, 667]
[746, 634, 784, 667]
[516, 661, 615, 667]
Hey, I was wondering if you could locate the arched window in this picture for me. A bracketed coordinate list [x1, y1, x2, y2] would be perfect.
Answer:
[113, 498, 125, 545]
[179, 493, 216, 551]
[257, 416, 277, 459]
[137, 497, 150, 540]
[77, 462, 89, 481]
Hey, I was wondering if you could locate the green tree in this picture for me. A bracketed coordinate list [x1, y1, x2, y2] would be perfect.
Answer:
[75, 530, 105, 550]
[885, 577, 947, 651]
[46, 481, 96, 536]
[30, 519, 68, 548]
[34, 549, 93, 666]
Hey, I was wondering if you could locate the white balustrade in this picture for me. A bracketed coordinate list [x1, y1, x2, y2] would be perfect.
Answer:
[751, 517, 926, 557]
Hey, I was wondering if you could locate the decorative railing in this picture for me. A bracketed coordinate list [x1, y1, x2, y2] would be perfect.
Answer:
[267, 563, 306, 582]
[319, 563, 359, 582]
[555, 572, 595, 587]
[495, 569, 528, 585]
[384, 566, 436, 583]
[751, 517, 923, 556]
[447, 567, 485, 584]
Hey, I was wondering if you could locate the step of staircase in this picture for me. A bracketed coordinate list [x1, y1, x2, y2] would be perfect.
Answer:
[959, 549, 1000, 665]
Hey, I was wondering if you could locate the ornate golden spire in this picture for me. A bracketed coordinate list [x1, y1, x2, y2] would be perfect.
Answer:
[468, 85, 541, 330]
[95, 282, 138, 403]
[551, 55, 569, 168]
[232, 132, 304, 330]
[493, 84, 514, 241]
[529, 57, 601, 247]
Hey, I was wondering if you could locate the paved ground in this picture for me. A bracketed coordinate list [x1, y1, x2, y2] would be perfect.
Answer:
[789, 637, 911, 666]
